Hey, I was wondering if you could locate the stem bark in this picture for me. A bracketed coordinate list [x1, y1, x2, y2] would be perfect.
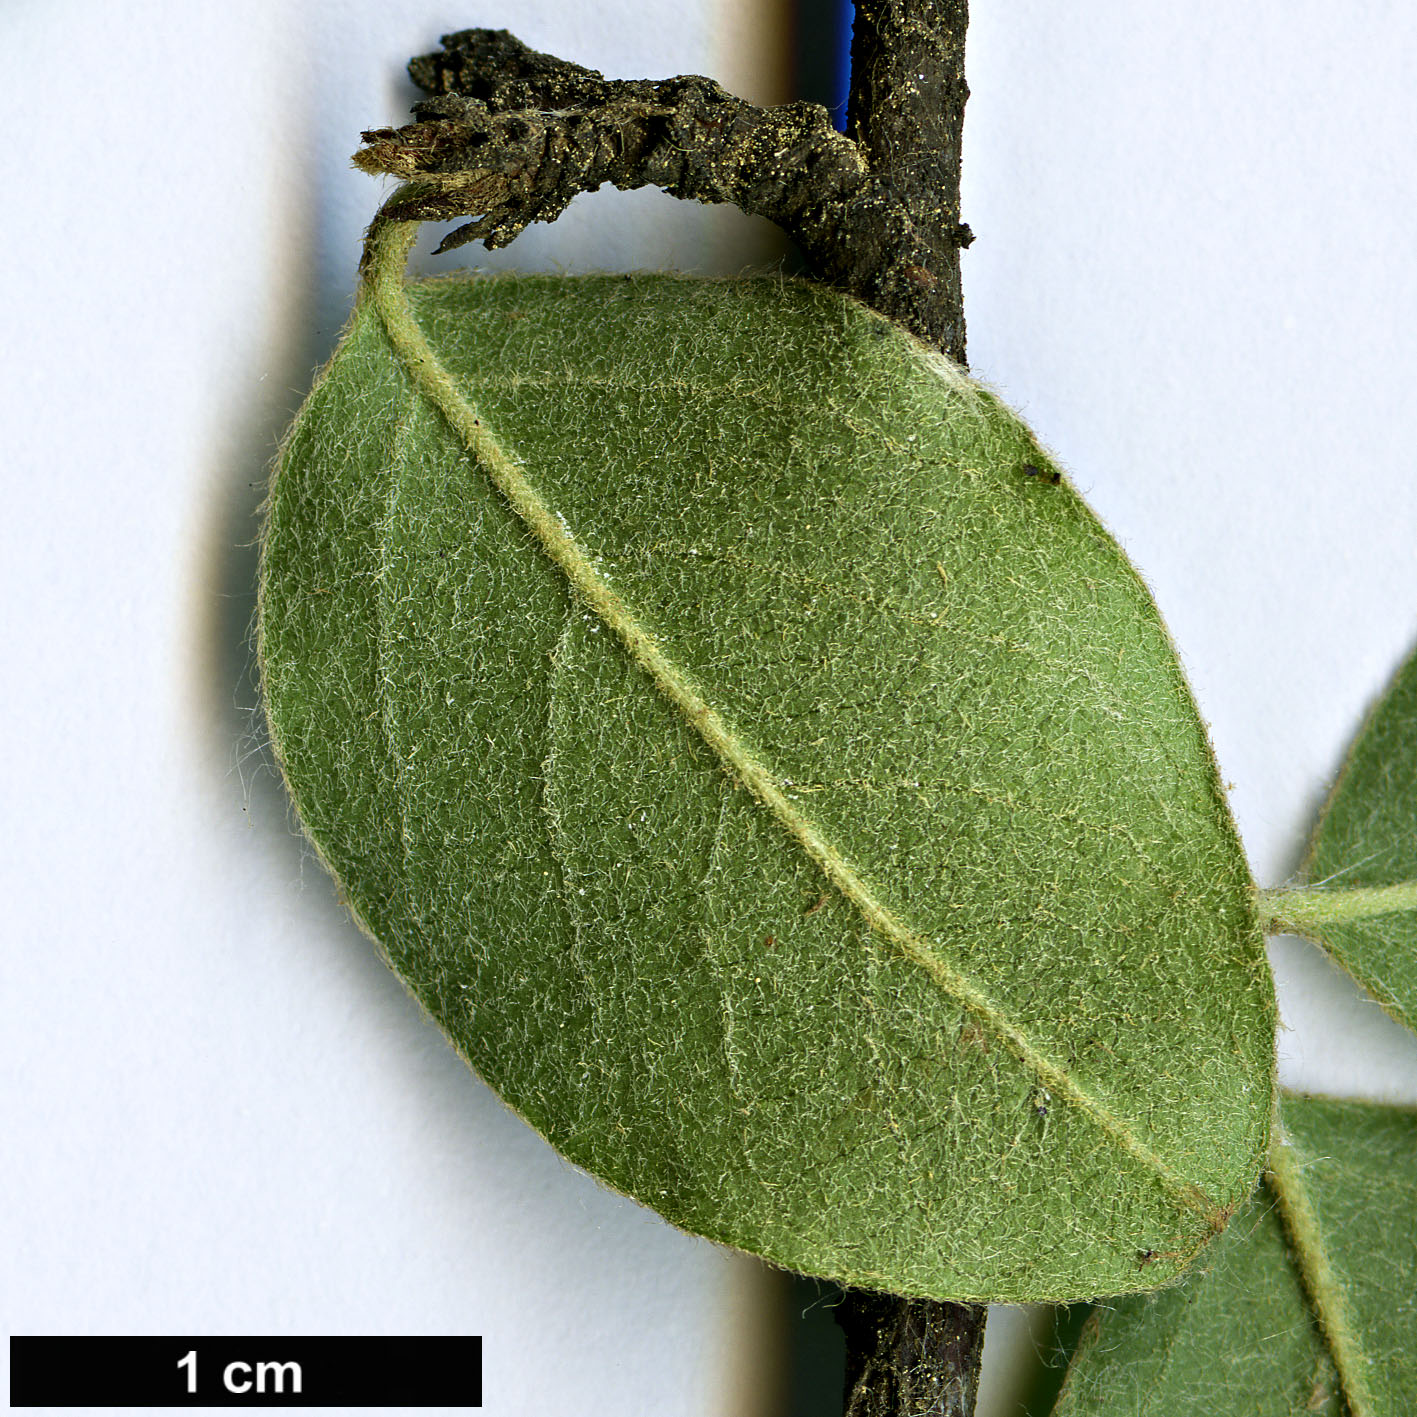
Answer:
[834, 5, 985, 1412]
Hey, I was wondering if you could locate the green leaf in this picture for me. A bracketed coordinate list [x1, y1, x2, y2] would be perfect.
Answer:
[1051, 1095, 1417, 1417]
[1264, 644, 1417, 1034]
[257, 220, 1275, 1302]
[1052, 1188, 1339, 1416]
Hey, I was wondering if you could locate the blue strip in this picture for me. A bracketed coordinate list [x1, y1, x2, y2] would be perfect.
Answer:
[833, 0, 854, 130]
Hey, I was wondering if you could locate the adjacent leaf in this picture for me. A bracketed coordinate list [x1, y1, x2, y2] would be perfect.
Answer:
[1051, 1094, 1417, 1417]
[1273, 643, 1417, 1033]
[258, 236, 1275, 1301]
[1276, 1095, 1417, 1415]
[1052, 1188, 1339, 1416]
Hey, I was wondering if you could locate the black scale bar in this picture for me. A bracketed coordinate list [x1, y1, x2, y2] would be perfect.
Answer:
[9, 1336, 482, 1408]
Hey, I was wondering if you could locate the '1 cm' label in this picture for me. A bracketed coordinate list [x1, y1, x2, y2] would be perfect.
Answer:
[177, 1348, 303, 1396]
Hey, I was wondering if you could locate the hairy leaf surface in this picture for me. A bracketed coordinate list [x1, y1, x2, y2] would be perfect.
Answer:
[1053, 1186, 1338, 1416]
[1286, 644, 1417, 1033]
[1052, 1094, 1417, 1416]
[258, 265, 1274, 1300]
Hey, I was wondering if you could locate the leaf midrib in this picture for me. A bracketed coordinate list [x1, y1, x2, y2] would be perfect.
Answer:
[1268, 1116, 1377, 1417]
[365, 217, 1223, 1230]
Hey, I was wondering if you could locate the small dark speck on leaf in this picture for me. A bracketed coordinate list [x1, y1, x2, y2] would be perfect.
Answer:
[958, 1021, 989, 1052]
[1022, 462, 1061, 485]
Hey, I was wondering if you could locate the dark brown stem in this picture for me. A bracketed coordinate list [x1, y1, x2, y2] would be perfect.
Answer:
[353, 27, 971, 358]
[357, 72, 868, 258]
[838, 1290, 985, 1417]
[847, 0, 971, 361]
[833, 5, 984, 1411]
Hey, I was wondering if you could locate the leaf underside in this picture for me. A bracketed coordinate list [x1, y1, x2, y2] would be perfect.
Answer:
[1051, 1094, 1417, 1416]
[1298, 643, 1417, 1033]
[258, 271, 1274, 1301]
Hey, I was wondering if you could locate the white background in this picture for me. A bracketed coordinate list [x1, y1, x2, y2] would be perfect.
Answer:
[3, 3, 1415, 1415]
